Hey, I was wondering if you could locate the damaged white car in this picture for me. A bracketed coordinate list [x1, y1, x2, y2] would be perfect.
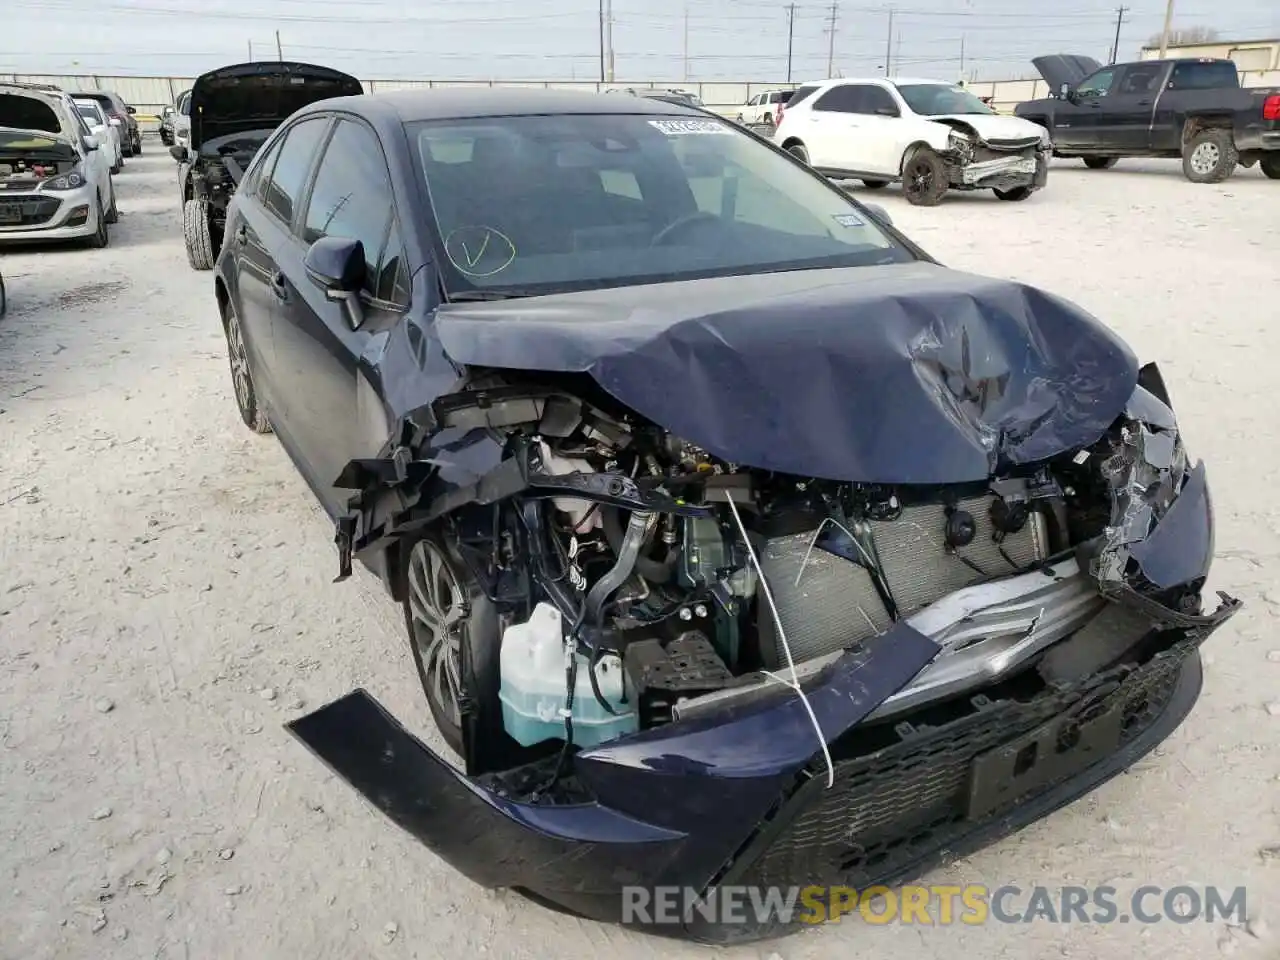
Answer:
[774, 77, 1050, 205]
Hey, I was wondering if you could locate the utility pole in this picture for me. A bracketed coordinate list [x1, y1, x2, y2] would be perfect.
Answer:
[275, 30, 283, 61]
[247, 40, 253, 61]
[683, 3, 689, 82]
[825, 1, 838, 79]
[1157, 0, 1175, 58]
[959, 34, 965, 80]
[884, 7, 893, 77]
[605, 0, 615, 82]
[598, 0, 605, 82]
[1110, 6, 1128, 63]
[785, 3, 796, 83]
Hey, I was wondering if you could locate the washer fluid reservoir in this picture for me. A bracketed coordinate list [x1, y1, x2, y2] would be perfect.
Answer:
[499, 602, 637, 749]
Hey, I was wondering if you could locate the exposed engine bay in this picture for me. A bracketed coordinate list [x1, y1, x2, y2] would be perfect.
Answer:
[334, 360, 1213, 780]
[0, 133, 78, 184]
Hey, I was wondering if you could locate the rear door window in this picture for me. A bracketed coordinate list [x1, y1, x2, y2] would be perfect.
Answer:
[1117, 63, 1166, 95]
[1168, 60, 1239, 89]
[786, 84, 822, 110]
[260, 116, 330, 226]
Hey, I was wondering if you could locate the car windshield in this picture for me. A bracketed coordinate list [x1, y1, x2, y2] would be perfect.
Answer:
[896, 83, 995, 116]
[410, 112, 911, 297]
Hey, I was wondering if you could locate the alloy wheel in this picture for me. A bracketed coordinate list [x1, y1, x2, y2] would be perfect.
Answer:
[406, 540, 468, 729]
[1189, 142, 1220, 177]
[226, 307, 253, 414]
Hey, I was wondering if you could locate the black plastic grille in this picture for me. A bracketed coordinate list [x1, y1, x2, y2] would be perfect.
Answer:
[735, 635, 1195, 891]
[0, 196, 61, 227]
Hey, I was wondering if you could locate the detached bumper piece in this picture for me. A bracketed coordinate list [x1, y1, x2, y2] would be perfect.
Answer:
[290, 588, 1234, 944]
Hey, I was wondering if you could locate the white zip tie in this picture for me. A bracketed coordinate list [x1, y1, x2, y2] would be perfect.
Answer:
[725, 496, 835, 789]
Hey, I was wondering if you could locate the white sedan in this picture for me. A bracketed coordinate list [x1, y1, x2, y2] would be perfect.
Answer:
[74, 97, 124, 174]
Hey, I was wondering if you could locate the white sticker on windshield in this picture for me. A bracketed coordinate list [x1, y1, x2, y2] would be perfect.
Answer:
[832, 213, 865, 227]
[648, 118, 732, 135]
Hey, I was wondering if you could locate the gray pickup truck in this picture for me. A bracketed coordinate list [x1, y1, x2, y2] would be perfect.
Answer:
[1014, 54, 1280, 182]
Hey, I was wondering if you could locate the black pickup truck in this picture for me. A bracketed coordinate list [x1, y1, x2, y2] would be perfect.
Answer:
[1014, 54, 1280, 183]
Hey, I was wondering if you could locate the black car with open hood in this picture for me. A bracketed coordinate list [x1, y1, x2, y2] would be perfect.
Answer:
[175, 60, 363, 270]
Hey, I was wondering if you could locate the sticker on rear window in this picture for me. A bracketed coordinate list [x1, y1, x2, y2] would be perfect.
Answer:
[832, 213, 865, 227]
[648, 119, 731, 135]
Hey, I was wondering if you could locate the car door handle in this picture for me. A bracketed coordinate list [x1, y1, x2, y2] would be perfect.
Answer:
[1137, 99, 1152, 106]
[269, 272, 289, 302]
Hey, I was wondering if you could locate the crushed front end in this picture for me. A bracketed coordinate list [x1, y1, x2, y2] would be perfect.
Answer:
[290, 352, 1236, 943]
[940, 124, 1051, 194]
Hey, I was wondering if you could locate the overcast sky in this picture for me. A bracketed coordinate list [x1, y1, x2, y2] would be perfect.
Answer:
[5, 0, 1278, 83]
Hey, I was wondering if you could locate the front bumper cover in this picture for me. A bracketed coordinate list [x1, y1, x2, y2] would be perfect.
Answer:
[291, 581, 1235, 943]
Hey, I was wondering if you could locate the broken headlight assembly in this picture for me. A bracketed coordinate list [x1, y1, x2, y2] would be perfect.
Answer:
[947, 130, 975, 163]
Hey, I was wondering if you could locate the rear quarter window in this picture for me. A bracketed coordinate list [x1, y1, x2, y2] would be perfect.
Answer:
[1169, 61, 1240, 89]
[787, 85, 821, 109]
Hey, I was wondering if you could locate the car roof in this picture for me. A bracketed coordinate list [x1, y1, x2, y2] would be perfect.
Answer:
[297, 87, 704, 124]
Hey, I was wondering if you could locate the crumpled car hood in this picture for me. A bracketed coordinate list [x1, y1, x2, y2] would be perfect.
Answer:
[433, 262, 1139, 484]
[930, 113, 1045, 141]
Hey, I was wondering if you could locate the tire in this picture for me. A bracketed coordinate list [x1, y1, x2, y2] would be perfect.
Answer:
[401, 536, 503, 756]
[1083, 157, 1118, 170]
[105, 185, 119, 224]
[1181, 128, 1237, 183]
[132, 136, 142, 156]
[1260, 154, 1280, 180]
[785, 142, 809, 164]
[861, 179, 890, 189]
[994, 186, 1035, 201]
[110, 162, 121, 175]
[222, 299, 272, 435]
[183, 198, 216, 270]
[121, 142, 133, 158]
[763, 112, 772, 125]
[84, 197, 109, 249]
[901, 147, 949, 206]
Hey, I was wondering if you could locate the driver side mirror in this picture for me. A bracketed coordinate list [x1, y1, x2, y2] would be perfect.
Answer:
[1059, 82, 1075, 101]
[305, 236, 366, 330]
[169, 144, 188, 162]
[126, 106, 136, 115]
[83, 135, 100, 151]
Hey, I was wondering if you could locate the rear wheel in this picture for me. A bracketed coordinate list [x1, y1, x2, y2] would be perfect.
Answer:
[1182, 128, 1237, 183]
[1260, 154, 1280, 180]
[402, 537, 503, 756]
[183, 198, 216, 270]
[902, 147, 948, 206]
[994, 186, 1034, 202]
[222, 300, 272, 434]
[763, 112, 773, 125]
[1083, 156, 1118, 169]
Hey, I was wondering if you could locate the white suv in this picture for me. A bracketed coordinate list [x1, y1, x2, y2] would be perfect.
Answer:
[737, 89, 793, 126]
[773, 77, 1051, 205]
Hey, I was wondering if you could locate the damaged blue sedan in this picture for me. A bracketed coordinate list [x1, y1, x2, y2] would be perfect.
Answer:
[209, 87, 1238, 943]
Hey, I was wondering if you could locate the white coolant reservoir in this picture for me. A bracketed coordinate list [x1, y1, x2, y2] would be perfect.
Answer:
[499, 602, 637, 749]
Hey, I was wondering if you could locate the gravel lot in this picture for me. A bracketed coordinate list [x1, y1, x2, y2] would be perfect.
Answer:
[1, 146, 1278, 960]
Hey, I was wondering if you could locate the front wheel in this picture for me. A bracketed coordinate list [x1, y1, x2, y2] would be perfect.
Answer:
[84, 197, 109, 249]
[1260, 154, 1280, 180]
[785, 142, 809, 164]
[994, 186, 1034, 202]
[902, 147, 948, 206]
[1083, 156, 1118, 170]
[401, 537, 503, 756]
[222, 300, 272, 435]
[861, 179, 889, 189]
[183, 198, 216, 270]
[1182, 128, 1237, 183]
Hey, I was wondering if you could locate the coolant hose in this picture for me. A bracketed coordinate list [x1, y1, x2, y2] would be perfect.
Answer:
[585, 510, 654, 629]
[602, 507, 679, 584]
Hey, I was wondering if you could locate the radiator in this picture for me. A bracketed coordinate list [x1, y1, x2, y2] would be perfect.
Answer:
[758, 495, 1048, 669]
